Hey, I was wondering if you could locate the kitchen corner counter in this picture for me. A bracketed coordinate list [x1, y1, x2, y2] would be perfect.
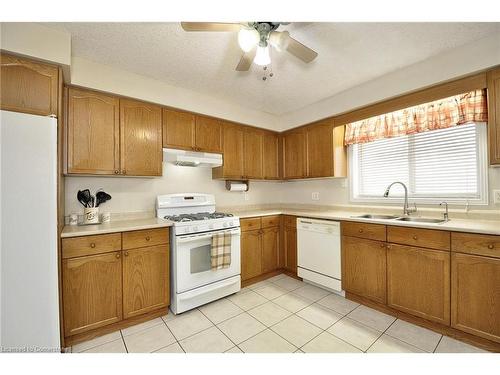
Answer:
[231, 208, 500, 236]
[61, 218, 173, 238]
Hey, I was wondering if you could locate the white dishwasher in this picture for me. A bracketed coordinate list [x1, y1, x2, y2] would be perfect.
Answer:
[297, 218, 343, 294]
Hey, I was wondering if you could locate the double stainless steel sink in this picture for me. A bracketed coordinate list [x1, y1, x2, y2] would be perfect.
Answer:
[354, 214, 446, 224]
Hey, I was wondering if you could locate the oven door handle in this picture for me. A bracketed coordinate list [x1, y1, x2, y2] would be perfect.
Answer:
[177, 229, 240, 243]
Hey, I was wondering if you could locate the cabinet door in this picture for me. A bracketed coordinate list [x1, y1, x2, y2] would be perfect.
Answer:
[67, 88, 120, 174]
[162, 108, 195, 150]
[306, 121, 334, 177]
[241, 230, 262, 281]
[341, 236, 387, 304]
[451, 253, 500, 343]
[195, 115, 222, 153]
[487, 68, 500, 165]
[387, 244, 450, 325]
[120, 99, 163, 176]
[284, 226, 297, 274]
[283, 129, 306, 179]
[262, 227, 280, 273]
[262, 132, 279, 179]
[62, 252, 122, 336]
[243, 129, 263, 179]
[216, 122, 244, 179]
[122, 245, 170, 319]
[0, 53, 59, 116]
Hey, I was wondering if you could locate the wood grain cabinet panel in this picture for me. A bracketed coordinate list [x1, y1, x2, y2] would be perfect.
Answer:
[243, 129, 263, 179]
[122, 228, 169, 250]
[195, 115, 222, 153]
[387, 226, 450, 251]
[241, 230, 262, 281]
[213, 122, 244, 179]
[122, 244, 170, 319]
[341, 236, 387, 304]
[0, 53, 59, 116]
[487, 67, 500, 165]
[66, 88, 120, 174]
[306, 121, 334, 178]
[387, 244, 450, 325]
[62, 251, 123, 336]
[262, 227, 280, 273]
[451, 253, 500, 343]
[282, 129, 306, 179]
[261, 215, 280, 228]
[119, 99, 163, 176]
[284, 226, 298, 274]
[341, 221, 386, 241]
[262, 132, 279, 179]
[240, 217, 262, 232]
[451, 232, 500, 258]
[162, 108, 195, 150]
[62, 233, 122, 259]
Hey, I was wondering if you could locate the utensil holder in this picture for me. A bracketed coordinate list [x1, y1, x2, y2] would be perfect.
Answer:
[83, 207, 99, 224]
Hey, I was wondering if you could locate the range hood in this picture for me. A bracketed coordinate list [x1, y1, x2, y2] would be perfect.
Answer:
[163, 148, 223, 167]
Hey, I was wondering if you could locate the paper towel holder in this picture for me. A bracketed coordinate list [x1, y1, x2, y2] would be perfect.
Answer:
[225, 180, 249, 192]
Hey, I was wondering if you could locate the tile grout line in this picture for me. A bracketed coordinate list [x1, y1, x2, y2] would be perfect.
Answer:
[160, 314, 186, 353]
[383, 320, 442, 353]
[363, 315, 398, 353]
[433, 335, 444, 353]
[197, 306, 242, 352]
[119, 330, 129, 353]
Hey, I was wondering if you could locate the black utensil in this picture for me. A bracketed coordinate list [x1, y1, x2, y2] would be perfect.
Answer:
[81, 189, 92, 208]
[95, 191, 112, 207]
[77, 190, 87, 207]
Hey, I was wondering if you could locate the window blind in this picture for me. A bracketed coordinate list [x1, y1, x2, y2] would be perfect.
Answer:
[350, 123, 487, 203]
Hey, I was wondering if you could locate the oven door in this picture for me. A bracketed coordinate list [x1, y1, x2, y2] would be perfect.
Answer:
[174, 228, 241, 294]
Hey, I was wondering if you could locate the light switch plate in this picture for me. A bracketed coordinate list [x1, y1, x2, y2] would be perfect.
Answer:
[312, 192, 320, 201]
[494, 190, 500, 204]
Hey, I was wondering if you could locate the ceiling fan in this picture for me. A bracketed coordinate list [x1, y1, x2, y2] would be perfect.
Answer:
[181, 22, 318, 71]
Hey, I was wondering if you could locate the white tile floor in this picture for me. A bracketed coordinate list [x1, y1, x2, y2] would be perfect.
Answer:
[69, 274, 489, 353]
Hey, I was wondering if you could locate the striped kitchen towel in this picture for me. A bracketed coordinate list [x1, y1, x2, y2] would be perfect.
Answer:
[211, 232, 232, 270]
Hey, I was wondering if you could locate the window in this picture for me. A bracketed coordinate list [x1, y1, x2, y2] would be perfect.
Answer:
[349, 122, 488, 204]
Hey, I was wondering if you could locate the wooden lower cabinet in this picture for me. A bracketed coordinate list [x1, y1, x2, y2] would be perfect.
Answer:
[122, 245, 170, 319]
[341, 236, 387, 304]
[283, 225, 297, 274]
[62, 251, 123, 336]
[262, 227, 280, 273]
[451, 253, 500, 343]
[387, 244, 450, 325]
[241, 229, 262, 281]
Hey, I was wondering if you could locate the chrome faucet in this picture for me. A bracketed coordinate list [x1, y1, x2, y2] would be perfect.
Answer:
[383, 181, 417, 216]
[440, 201, 449, 222]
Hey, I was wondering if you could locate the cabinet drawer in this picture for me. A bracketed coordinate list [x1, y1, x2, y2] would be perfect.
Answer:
[261, 215, 280, 228]
[122, 228, 169, 250]
[62, 233, 122, 259]
[283, 215, 297, 229]
[387, 226, 450, 251]
[240, 217, 262, 232]
[342, 221, 386, 241]
[451, 232, 500, 258]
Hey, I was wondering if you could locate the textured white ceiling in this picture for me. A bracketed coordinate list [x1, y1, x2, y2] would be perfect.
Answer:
[48, 22, 499, 116]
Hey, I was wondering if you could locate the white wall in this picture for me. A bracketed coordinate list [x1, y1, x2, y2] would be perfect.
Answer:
[278, 32, 500, 130]
[65, 163, 284, 215]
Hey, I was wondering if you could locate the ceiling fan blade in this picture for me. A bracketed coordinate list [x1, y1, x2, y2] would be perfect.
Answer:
[235, 49, 256, 71]
[181, 22, 242, 32]
[281, 31, 318, 63]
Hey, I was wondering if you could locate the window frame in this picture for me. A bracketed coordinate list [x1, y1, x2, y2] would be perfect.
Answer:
[348, 122, 489, 206]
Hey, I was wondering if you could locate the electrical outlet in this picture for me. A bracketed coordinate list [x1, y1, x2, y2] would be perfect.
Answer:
[312, 192, 320, 201]
[244, 192, 250, 201]
[494, 190, 500, 204]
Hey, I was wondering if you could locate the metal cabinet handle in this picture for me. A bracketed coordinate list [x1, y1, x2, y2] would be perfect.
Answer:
[488, 244, 494, 249]
[358, 229, 364, 233]
[122, 170, 126, 175]
[413, 235, 418, 240]
[124, 251, 129, 256]
[380, 243, 385, 248]
[114, 170, 119, 174]
[115, 253, 120, 259]
[387, 245, 392, 250]
[90, 243, 96, 248]
[146, 236, 151, 241]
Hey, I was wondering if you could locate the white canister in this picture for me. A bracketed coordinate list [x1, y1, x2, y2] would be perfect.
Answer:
[69, 213, 78, 226]
[83, 207, 99, 224]
[101, 212, 111, 223]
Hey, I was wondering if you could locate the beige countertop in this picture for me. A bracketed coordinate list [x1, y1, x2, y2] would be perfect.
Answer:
[233, 208, 500, 236]
[61, 218, 173, 238]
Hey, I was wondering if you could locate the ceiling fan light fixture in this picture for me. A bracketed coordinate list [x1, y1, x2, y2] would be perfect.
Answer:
[254, 46, 271, 66]
[238, 28, 259, 52]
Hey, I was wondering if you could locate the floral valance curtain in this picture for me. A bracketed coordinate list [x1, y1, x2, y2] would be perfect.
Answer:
[344, 89, 488, 145]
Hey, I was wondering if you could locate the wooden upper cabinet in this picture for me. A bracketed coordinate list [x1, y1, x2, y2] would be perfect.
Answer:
[451, 252, 500, 343]
[487, 68, 500, 165]
[62, 251, 123, 337]
[66, 88, 120, 175]
[212, 122, 244, 179]
[305, 120, 347, 178]
[0, 53, 59, 116]
[119, 98, 163, 176]
[162, 108, 195, 150]
[243, 128, 263, 179]
[122, 244, 170, 319]
[387, 244, 450, 325]
[195, 115, 222, 153]
[262, 132, 279, 179]
[283, 128, 306, 179]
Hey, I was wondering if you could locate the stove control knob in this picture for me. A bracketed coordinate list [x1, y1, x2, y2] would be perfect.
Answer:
[228, 221, 234, 227]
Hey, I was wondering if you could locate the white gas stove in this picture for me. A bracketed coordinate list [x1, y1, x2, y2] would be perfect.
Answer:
[156, 193, 241, 314]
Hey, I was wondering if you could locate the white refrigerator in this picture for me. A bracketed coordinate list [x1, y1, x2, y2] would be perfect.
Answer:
[0, 110, 60, 352]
